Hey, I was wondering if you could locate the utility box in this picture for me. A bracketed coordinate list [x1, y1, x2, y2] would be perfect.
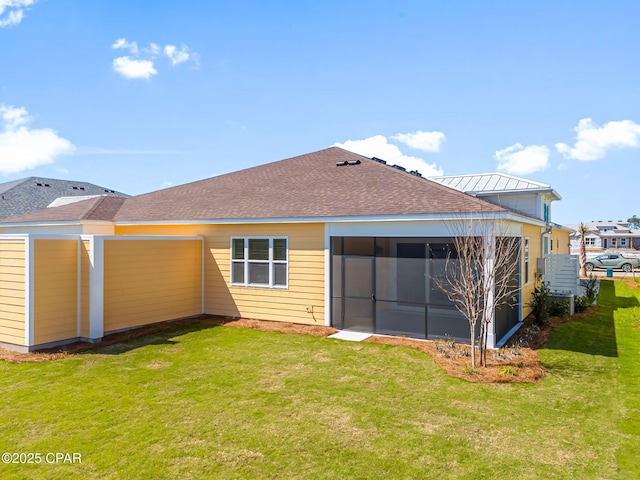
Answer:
[550, 292, 575, 316]
[536, 257, 546, 276]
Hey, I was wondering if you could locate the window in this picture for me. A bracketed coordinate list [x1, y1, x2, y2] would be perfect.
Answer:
[543, 204, 550, 223]
[585, 237, 596, 246]
[524, 237, 530, 285]
[231, 237, 288, 288]
[620, 238, 628, 247]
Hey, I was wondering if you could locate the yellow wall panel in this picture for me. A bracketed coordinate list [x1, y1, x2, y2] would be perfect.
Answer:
[522, 224, 543, 318]
[0, 239, 25, 345]
[33, 240, 78, 345]
[103, 239, 202, 332]
[204, 223, 325, 325]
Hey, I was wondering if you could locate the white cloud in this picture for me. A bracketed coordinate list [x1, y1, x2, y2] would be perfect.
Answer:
[495, 143, 550, 175]
[391, 130, 446, 152]
[111, 38, 198, 79]
[334, 135, 444, 177]
[111, 37, 139, 54]
[555, 118, 640, 161]
[164, 44, 190, 65]
[0, 0, 36, 27]
[0, 105, 75, 174]
[112, 56, 157, 80]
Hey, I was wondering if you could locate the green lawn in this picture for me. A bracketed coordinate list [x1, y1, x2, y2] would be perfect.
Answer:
[1, 280, 638, 479]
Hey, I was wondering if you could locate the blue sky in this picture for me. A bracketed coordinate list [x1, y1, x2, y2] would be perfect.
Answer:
[1, 1, 639, 225]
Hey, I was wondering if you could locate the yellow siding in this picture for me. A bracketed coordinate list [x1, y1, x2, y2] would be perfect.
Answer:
[205, 223, 325, 325]
[522, 224, 543, 318]
[0, 239, 26, 345]
[80, 239, 91, 338]
[115, 225, 202, 236]
[553, 230, 570, 255]
[103, 240, 202, 332]
[33, 240, 78, 345]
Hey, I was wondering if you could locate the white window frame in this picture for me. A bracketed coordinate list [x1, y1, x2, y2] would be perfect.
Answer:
[230, 237, 289, 288]
[620, 238, 628, 247]
[585, 237, 596, 246]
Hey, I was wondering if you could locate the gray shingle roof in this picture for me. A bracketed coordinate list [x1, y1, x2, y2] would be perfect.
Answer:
[0, 177, 128, 220]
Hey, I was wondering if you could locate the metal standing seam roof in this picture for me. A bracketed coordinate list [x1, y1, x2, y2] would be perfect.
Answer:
[429, 173, 553, 194]
[1, 147, 516, 224]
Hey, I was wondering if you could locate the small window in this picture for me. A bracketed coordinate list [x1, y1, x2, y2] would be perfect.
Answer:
[231, 237, 288, 288]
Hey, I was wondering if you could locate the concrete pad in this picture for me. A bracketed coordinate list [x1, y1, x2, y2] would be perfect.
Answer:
[328, 331, 372, 342]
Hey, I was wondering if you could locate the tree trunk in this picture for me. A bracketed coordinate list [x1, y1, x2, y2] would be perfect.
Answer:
[579, 224, 587, 278]
[470, 323, 477, 369]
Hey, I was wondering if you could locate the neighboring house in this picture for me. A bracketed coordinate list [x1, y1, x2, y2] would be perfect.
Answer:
[0, 147, 562, 352]
[429, 172, 571, 256]
[0, 177, 128, 220]
[567, 221, 640, 254]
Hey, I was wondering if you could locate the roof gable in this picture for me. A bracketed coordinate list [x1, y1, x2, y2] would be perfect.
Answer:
[113, 147, 505, 222]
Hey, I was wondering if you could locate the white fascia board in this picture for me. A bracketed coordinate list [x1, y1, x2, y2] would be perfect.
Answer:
[114, 212, 517, 227]
[0, 221, 83, 228]
[0, 234, 30, 239]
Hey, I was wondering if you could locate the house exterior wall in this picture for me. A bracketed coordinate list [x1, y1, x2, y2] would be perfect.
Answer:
[115, 223, 326, 326]
[205, 223, 325, 325]
[0, 238, 26, 345]
[553, 230, 570, 254]
[33, 239, 78, 345]
[522, 223, 543, 318]
[103, 239, 203, 333]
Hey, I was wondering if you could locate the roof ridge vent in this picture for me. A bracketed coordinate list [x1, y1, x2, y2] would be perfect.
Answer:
[371, 157, 387, 164]
[391, 165, 406, 172]
[409, 170, 422, 178]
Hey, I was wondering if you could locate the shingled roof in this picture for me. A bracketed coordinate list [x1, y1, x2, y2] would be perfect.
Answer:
[0, 176, 128, 220]
[1, 147, 508, 224]
[3, 196, 127, 223]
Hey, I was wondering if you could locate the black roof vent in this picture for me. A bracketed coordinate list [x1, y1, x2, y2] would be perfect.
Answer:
[336, 159, 361, 167]
[409, 170, 422, 177]
[371, 157, 387, 164]
[392, 165, 406, 172]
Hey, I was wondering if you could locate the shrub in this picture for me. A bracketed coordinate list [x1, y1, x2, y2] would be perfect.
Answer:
[462, 367, 481, 375]
[574, 295, 589, 313]
[529, 282, 551, 325]
[549, 297, 570, 317]
[584, 274, 598, 304]
[499, 366, 519, 376]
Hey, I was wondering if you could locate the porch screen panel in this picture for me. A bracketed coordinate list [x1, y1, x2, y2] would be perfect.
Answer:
[374, 239, 427, 338]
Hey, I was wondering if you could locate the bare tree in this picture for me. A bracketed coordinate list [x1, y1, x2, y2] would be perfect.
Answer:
[578, 222, 587, 278]
[434, 217, 522, 368]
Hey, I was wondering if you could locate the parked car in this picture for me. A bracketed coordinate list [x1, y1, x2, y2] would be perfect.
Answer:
[585, 254, 640, 272]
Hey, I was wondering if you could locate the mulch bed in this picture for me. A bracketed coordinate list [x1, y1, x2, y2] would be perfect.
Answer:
[0, 309, 598, 384]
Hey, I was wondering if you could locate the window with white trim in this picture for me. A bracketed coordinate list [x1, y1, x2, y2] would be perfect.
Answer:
[231, 237, 288, 288]
[620, 238, 628, 247]
[585, 237, 596, 246]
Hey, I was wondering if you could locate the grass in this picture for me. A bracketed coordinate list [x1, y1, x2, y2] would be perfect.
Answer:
[0, 280, 639, 479]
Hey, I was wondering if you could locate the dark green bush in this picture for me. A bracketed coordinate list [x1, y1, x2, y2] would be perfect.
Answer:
[529, 282, 550, 325]
[584, 275, 598, 304]
[549, 297, 570, 317]
[574, 295, 589, 313]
